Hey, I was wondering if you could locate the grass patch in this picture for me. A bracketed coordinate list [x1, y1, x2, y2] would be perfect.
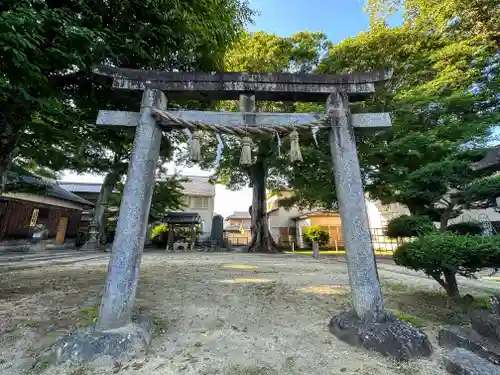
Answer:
[384, 282, 492, 326]
[78, 305, 98, 326]
[45, 330, 61, 338]
[470, 295, 491, 312]
[392, 311, 426, 328]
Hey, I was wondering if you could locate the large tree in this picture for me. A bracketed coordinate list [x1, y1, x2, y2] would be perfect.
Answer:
[0, 0, 252, 191]
[283, 1, 499, 229]
[197, 31, 328, 252]
[107, 173, 187, 227]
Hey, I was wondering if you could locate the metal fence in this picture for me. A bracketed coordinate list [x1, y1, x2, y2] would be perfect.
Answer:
[279, 227, 405, 252]
[224, 235, 250, 246]
[369, 227, 406, 251]
[224, 227, 404, 252]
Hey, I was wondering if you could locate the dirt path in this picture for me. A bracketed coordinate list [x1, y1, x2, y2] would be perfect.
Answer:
[0, 252, 497, 375]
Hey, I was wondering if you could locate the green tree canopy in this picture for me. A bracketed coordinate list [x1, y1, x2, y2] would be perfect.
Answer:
[196, 30, 328, 251]
[1, 0, 253, 190]
[286, 0, 499, 229]
[107, 174, 188, 226]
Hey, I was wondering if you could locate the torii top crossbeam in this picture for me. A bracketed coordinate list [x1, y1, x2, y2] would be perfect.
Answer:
[93, 66, 393, 102]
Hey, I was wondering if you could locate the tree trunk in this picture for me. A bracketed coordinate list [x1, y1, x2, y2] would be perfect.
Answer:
[94, 171, 120, 243]
[443, 270, 460, 298]
[430, 271, 460, 297]
[439, 205, 453, 232]
[244, 161, 279, 253]
[0, 121, 23, 192]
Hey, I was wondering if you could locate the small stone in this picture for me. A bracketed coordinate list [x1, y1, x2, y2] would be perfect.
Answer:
[113, 361, 122, 373]
[329, 311, 432, 360]
[442, 348, 500, 375]
[490, 295, 500, 316]
[470, 310, 500, 342]
[438, 326, 500, 365]
[45, 325, 57, 332]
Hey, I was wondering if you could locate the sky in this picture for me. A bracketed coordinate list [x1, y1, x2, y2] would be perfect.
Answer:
[61, 1, 403, 219]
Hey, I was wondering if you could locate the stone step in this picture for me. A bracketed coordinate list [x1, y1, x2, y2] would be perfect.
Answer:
[439, 326, 500, 366]
[442, 348, 500, 375]
[470, 310, 500, 342]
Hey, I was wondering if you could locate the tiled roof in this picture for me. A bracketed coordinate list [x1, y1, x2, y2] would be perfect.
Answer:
[59, 175, 215, 197]
[290, 210, 338, 220]
[58, 182, 102, 194]
[226, 211, 251, 220]
[180, 176, 215, 196]
[6, 169, 94, 207]
[163, 212, 202, 225]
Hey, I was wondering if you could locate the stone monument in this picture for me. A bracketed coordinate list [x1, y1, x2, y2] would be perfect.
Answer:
[209, 214, 233, 251]
[79, 218, 100, 251]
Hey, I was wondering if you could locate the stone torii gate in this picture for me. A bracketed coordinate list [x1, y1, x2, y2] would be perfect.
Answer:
[54, 67, 431, 364]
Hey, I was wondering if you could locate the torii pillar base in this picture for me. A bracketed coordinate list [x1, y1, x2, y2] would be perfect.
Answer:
[329, 311, 432, 361]
[52, 315, 152, 365]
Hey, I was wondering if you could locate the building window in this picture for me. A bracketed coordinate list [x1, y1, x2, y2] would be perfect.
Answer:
[192, 197, 209, 209]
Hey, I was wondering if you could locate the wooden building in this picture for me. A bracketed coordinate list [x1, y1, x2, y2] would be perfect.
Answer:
[0, 171, 93, 244]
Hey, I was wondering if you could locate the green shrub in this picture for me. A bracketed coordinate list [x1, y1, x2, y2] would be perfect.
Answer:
[394, 233, 500, 296]
[303, 226, 329, 247]
[386, 215, 436, 238]
[151, 224, 168, 239]
[447, 221, 483, 236]
[151, 224, 168, 247]
[392, 311, 426, 328]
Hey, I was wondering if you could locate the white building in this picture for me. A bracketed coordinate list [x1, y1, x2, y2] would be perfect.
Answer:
[58, 175, 216, 237]
[177, 176, 215, 237]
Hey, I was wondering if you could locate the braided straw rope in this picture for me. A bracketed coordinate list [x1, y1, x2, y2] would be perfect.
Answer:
[153, 108, 337, 137]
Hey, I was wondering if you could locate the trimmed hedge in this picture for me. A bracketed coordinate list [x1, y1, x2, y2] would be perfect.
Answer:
[386, 215, 436, 238]
[303, 226, 330, 247]
[394, 232, 500, 296]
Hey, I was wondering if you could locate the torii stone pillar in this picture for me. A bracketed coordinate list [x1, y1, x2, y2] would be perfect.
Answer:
[98, 88, 166, 329]
[53, 88, 166, 365]
[327, 91, 432, 360]
[327, 91, 383, 320]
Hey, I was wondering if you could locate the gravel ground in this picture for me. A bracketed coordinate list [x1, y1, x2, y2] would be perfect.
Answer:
[0, 251, 498, 375]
